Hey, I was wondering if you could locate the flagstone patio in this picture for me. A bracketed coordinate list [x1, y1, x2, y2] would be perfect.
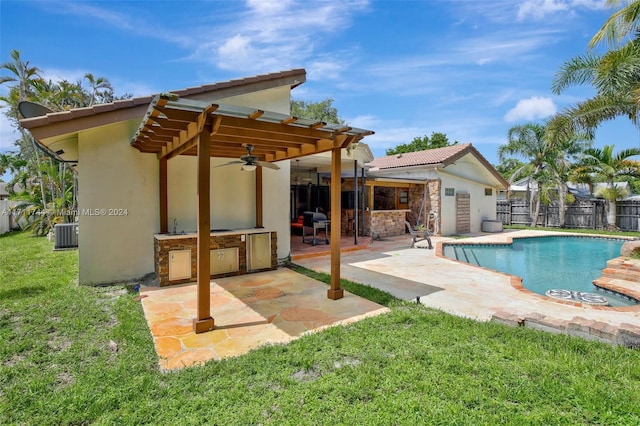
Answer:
[140, 268, 389, 370]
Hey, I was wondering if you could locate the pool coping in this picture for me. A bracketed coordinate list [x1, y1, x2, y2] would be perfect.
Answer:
[436, 233, 640, 312]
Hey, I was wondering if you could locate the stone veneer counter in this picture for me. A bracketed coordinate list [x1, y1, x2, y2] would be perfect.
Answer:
[368, 210, 411, 239]
[154, 229, 277, 286]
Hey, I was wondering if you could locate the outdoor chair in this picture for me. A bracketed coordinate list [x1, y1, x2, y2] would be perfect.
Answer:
[405, 221, 433, 249]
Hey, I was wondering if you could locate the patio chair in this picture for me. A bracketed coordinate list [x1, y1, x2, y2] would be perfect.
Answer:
[405, 221, 433, 249]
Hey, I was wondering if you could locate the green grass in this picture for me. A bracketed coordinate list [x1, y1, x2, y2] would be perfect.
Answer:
[2, 231, 640, 424]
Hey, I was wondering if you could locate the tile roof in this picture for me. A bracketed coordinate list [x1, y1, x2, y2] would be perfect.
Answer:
[366, 143, 472, 170]
[366, 143, 509, 188]
[20, 69, 306, 130]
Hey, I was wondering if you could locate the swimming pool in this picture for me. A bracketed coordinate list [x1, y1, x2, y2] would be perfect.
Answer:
[443, 236, 637, 307]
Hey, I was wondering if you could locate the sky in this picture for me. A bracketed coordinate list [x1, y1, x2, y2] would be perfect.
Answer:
[2, 0, 640, 173]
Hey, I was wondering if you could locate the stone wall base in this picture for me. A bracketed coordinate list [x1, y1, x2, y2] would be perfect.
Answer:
[491, 311, 640, 349]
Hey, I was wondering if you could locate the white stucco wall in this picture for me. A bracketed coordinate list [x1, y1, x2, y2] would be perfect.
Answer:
[74, 84, 293, 284]
[77, 119, 159, 284]
[166, 156, 291, 261]
[439, 172, 498, 236]
[368, 152, 502, 236]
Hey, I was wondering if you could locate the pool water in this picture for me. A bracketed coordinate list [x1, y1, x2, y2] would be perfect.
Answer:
[443, 236, 637, 307]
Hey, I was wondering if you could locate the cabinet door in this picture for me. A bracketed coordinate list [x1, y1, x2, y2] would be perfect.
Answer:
[248, 233, 271, 270]
[169, 249, 191, 281]
[210, 248, 239, 275]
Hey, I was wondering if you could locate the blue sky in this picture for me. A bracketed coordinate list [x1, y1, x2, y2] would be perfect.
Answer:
[1, 0, 639, 169]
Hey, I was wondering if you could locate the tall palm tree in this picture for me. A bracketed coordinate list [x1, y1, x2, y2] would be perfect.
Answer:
[572, 145, 640, 228]
[0, 50, 52, 231]
[84, 73, 113, 106]
[498, 123, 551, 226]
[589, 0, 640, 48]
[550, 1, 640, 139]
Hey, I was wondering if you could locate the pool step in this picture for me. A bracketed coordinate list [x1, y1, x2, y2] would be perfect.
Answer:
[451, 246, 481, 267]
[601, 258, 640, 283]
[593, 257, 640, 303]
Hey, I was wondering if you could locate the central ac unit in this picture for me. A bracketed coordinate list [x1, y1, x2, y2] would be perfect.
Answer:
[54, 223, 78, 250]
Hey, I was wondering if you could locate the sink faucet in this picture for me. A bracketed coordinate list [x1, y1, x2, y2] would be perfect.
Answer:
[173, 218, 177, 234]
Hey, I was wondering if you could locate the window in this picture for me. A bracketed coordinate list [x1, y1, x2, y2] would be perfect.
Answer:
[445, 188, 454, 197]
[398, 188, 409, 209]
[485, 188, 493, 196]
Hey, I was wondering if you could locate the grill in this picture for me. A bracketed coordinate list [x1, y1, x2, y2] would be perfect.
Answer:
[302, 211, 329, 245]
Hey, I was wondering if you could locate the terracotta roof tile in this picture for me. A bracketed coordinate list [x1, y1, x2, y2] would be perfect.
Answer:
[20, 69, 306, 130]
[367, 143, 472, 169]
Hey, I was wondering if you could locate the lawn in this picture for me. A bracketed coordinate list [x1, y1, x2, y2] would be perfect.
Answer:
[1, 231, 640, 425]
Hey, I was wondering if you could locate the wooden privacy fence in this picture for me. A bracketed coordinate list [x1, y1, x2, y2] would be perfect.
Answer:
[497, 200, 640, 231]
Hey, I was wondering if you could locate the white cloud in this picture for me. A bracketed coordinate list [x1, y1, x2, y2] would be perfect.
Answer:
[504, 96, 557, 122]
[201, 0, 369, 75]
[517, 0, 606, 21]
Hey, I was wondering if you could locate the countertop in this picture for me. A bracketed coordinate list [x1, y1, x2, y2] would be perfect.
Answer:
[154, 228, 272, 241]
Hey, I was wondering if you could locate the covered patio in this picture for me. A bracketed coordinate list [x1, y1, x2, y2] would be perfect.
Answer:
[130, 93, 374, 334]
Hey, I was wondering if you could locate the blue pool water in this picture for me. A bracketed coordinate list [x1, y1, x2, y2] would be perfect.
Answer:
[443, 236, 637, 307]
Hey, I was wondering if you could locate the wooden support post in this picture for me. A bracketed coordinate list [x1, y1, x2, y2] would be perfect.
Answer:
[328, 147, 343, 300]
[193, 130, 214, 333]
[159, 157, 168, 234]
[255, 166, 263, 228]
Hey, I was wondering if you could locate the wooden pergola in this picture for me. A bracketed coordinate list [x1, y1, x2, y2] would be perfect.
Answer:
[130, 93, 374, 333]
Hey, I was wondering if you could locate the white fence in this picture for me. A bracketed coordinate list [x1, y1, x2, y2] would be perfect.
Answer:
[0, 199, 10, 234]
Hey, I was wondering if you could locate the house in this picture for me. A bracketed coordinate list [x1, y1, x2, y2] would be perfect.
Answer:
[20, 69, 374, 332]
[499, 177, 632, 201]
[0, 182, 9, 200]
[365, 144, 509, 236]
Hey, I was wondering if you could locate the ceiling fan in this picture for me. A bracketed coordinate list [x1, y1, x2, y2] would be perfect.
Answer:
[216, 144, 280, 171]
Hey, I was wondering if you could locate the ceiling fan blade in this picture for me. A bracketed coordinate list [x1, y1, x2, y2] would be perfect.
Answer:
[214, 160, 244, 168]
[258, 161, 280, 170]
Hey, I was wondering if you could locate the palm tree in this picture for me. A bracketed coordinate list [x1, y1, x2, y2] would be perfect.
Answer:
[545, 127, 592, 227]
[498, 123, 551, 226]
[572, 145, 640, 228]
[0, 50, 52, 231]
[84, 73, 113, 106]
[589, 0, 640, 49]
[550, 1, 640, 139]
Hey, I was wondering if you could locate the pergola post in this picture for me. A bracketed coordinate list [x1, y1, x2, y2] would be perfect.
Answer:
[193, 129, 214, 333]
[159, 157, 168, 234]
[328, 147, 344, 300]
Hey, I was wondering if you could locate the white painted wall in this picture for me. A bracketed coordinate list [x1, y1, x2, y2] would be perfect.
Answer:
[74, 84, 294, 284]
[0, 200, 9, 234]
[77, 119, 159, 285]
[439, 173, 497, 235]
[369, 152, 501, 236]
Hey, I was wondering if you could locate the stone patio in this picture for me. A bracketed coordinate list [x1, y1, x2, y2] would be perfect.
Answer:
[140, 268, 389, 370]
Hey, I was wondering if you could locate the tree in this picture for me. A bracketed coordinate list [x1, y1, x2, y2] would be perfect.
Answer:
[549, 1, 640, 140]
[0, 50, 127, 235]
[495, 158, 527, 180]
[571, 145, 640, 228]
[290, 98, 344, 125]
[498, 123, 550, 226]
[385, 132, 458, 155]
[589, 0, 640, 48]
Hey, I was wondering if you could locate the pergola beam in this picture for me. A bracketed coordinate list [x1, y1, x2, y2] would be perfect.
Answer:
[158, 106, 217, 160]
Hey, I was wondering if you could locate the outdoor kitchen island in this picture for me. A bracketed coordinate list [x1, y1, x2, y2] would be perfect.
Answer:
[154, 229, 277, 286]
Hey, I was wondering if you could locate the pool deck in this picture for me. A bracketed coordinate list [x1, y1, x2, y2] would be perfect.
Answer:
[294, 230, 640, 329]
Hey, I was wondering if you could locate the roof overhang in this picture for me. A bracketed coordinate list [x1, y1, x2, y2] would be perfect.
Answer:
[131, 93, 374, 162]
